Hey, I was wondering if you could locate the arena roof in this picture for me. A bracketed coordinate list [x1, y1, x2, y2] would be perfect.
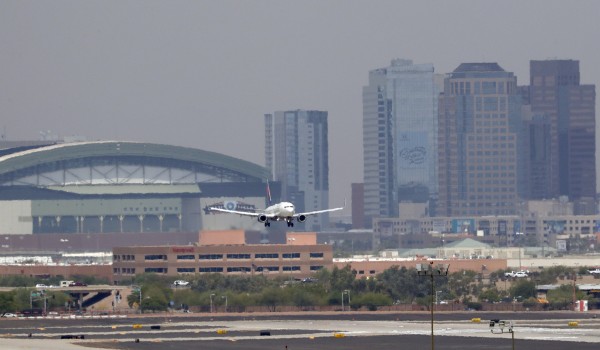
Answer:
[0, 141, 269, 186]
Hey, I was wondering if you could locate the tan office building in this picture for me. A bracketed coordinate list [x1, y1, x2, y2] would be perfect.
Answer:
[112, 230, 332, 283]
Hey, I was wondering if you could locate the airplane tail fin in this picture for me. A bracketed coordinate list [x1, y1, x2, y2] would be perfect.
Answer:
[266, 179, 272, 205]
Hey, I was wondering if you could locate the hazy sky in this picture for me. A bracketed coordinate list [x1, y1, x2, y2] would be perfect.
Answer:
[1, 1, 599, 208]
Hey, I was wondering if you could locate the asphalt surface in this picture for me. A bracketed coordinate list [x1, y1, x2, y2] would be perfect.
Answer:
[1, 311, 600, 350]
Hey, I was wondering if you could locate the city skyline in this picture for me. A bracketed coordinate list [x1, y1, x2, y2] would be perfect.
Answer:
[1, 1, 599, 208]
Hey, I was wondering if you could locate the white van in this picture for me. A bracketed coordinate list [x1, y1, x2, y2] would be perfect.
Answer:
[60, 280, 74, 287]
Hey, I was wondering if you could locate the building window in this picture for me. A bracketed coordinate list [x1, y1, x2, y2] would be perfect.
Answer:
[256, 266, 279, 272]
[309, 252, 324, 258]
[199, 254, 223, 260]
[310, 265, 323, 271]
[199, 267, 223, 273]
[255, 253, 279, 259]
[144, 254, 167, 261]
[177, 267, 195, 273]
[283, 266, 301, 271]
[145, 267, 167, 273]
[282, 253, 301, 259]
[177, 255, 195, 260]
[226, 267, 251, 273]
[226, 254, 251, 260]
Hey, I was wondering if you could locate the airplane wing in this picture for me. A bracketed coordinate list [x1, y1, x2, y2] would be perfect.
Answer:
[294, 199, 345, 217]
[293, 206, 344, 217]
[209, 207, 262, 217]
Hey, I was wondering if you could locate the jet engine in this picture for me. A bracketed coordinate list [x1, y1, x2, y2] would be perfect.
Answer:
[257, 214, 268, 223]
[297, 215, 307, 223]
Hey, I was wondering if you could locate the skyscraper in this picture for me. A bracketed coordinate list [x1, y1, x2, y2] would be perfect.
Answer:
[362, 59, 442, 226]
[526, 60, 596, 210]
[437, 63, 522, 216]
[264, 110, 330, 231]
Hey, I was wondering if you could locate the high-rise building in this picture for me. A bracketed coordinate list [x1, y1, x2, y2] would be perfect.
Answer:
[351, 183, 365, 229]
[362, 59, 442, 226]
[437, 63, 522, 216]
[264, 110, 330, 231]
[525, 60, 596, 209]
[521, 106, 552, 199]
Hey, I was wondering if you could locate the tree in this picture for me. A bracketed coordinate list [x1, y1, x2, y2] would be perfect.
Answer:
[329, 265, 356, 293]
[537, 266, 576, 284]
[547, 284, 584, 310]
[478, 287, 501, 303]
[258, 287, 286, 312]
[377, 266, 421, 303]
[447, 271, 476, 301]
[351, 292, 392, 311]
[127, 289, 141, 308]
[0, 291, 16, 313]
[509, 279, 536, 300]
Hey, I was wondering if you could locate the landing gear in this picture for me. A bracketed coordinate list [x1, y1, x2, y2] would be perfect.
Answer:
[264, 222, 271, 227]
[286, 221, 294, 228]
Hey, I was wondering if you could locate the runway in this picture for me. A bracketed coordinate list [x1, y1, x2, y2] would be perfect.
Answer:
[1, 311, 600, 349]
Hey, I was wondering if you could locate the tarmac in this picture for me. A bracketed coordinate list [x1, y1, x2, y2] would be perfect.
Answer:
[1, 311, 600, 349]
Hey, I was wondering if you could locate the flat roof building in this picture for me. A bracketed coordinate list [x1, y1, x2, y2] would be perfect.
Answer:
[111, 230, 333, 283]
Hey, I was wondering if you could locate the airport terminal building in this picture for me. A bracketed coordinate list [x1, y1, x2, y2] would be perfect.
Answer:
[0, 141, 273, 236]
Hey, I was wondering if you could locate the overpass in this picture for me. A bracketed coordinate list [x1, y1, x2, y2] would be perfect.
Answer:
[0, 285, 130, 311]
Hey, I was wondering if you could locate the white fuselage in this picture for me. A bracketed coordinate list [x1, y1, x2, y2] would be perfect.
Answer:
[264, 201, 295, 219]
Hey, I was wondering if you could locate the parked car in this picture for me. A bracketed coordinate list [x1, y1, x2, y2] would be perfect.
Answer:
[35, 284, 48, 289]
[1, 313, 17, 318]
[173, 280, 190, 286]
[505, 271, 528, 278]
[588, 268, 600, 274]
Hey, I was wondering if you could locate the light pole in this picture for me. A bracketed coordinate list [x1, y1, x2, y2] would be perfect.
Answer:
[222, 295, 228, 313]
[210, 293, 215, 313]
[417, 262, 450, 350]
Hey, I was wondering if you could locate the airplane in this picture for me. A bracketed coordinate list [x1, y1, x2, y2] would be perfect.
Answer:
[209, 182, 344, 227]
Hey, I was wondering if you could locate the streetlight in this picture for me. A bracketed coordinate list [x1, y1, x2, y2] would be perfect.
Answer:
[417, 262, 450, 350]
[210, 293, 215, 313]
[221, 295, 228, 313]
[341, 290, 350, 311]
